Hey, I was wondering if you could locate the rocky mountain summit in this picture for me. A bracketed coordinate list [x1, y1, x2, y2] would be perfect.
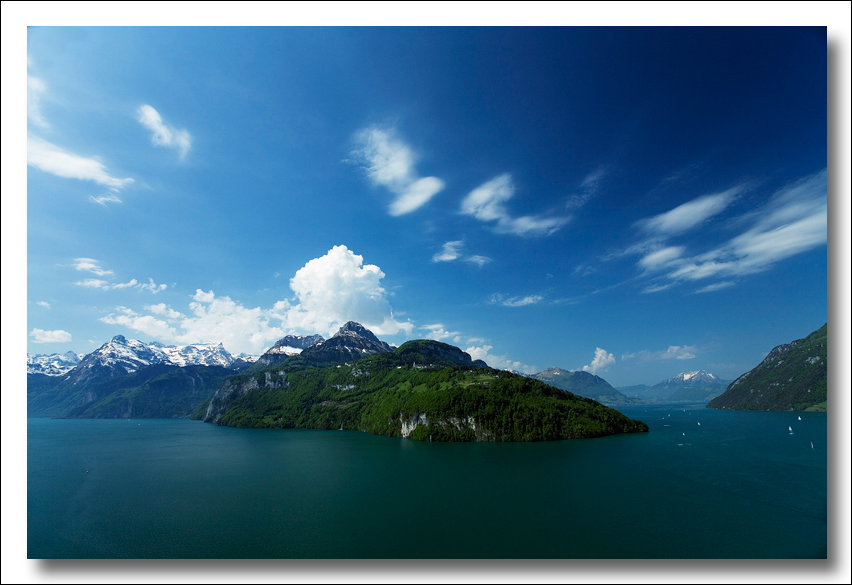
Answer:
[291, 321, 395, 367]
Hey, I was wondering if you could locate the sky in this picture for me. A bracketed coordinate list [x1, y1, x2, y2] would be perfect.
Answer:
[4, 5, 851, 584]
[16, 25, 836, 388]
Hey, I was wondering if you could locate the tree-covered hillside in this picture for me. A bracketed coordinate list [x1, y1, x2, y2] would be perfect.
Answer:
[206, 341, 648, 441]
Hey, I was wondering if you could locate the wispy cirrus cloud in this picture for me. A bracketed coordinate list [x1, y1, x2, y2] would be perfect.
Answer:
[461, 174, 569, 237]
[566, 166, 609, 210]
[137, 104, 192, 159]
[71, 259, 166, 293]
[28, 134, 134, 196]
[640, 283, 673, 294]
[27, 65, 49, 129]
[638, 246, 685, 272]
[656, 170, 827, 282]
[351, 126, 445, 216]
[630, 169, 826, 294]
[622, 345, 697, 361]
[432, 241, 492, 266]
[487, 293, 544, 307]
[29, 328, 72, 343]
[36, 301, 51, 309]
[694, 281, 735, 294]
[90, 194, 122, 206]
[581, 347, 615, 374]
[75, 277, 167, 293]
[432, 240, 463, 262]
[73, 258, 113, 277]
[637, 185, 744, 237]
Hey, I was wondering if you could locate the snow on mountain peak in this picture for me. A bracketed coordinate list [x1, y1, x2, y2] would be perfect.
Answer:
[28, 337, 242, 375]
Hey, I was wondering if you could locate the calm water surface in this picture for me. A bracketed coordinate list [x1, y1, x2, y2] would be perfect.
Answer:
[27, 404, 826, 558]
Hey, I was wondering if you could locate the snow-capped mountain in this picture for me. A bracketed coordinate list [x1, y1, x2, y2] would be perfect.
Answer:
[661, 370, 723, 386]
[27, 351, 84, 376]
[254, 334, 325, 368]
[149, 341, 235, 367]
[619, 370, 731, 403]
[39, 335, 251, 384]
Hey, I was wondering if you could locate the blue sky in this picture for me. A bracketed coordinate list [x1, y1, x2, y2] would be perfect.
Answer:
[19, 25, 833, 386]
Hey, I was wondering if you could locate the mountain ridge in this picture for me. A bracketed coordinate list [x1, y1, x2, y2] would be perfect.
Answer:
[707, 324, 827, 411]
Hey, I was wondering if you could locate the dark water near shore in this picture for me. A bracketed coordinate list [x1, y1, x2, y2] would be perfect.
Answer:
[27, 404, 826, 558]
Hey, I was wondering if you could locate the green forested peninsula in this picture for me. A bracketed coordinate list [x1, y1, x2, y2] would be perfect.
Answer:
[203, 340, 648, 441]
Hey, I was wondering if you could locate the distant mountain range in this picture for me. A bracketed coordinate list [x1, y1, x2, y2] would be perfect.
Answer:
[26, 335, 260, 419]
[27, 335, 258, 379]
[707, 324, 827, 412]
[27, 322, 648, 441]
[531, 367, 636, 405]
[27, 351, 84, 376]
[618, 370, 732, 404]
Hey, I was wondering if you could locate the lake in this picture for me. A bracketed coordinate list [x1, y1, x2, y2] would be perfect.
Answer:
[27, 404, 826, 558]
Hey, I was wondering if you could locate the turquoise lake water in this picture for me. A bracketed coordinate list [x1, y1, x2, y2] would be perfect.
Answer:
[27, 404, 827, 558]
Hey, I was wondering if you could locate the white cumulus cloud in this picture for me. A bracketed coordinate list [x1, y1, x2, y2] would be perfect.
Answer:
[285, 245, 412, 337]
[137, 104, 192, 159]
[461, 174, 569, 237]
[97, 245, 413, 354]
[581, 347, 615, 374]
[29, 328, 72, 343]
[36, 301, 51, 309]
[351, 126, 445, 216]
[422, 323, 461, 341]
[465, 344, 536, 374]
